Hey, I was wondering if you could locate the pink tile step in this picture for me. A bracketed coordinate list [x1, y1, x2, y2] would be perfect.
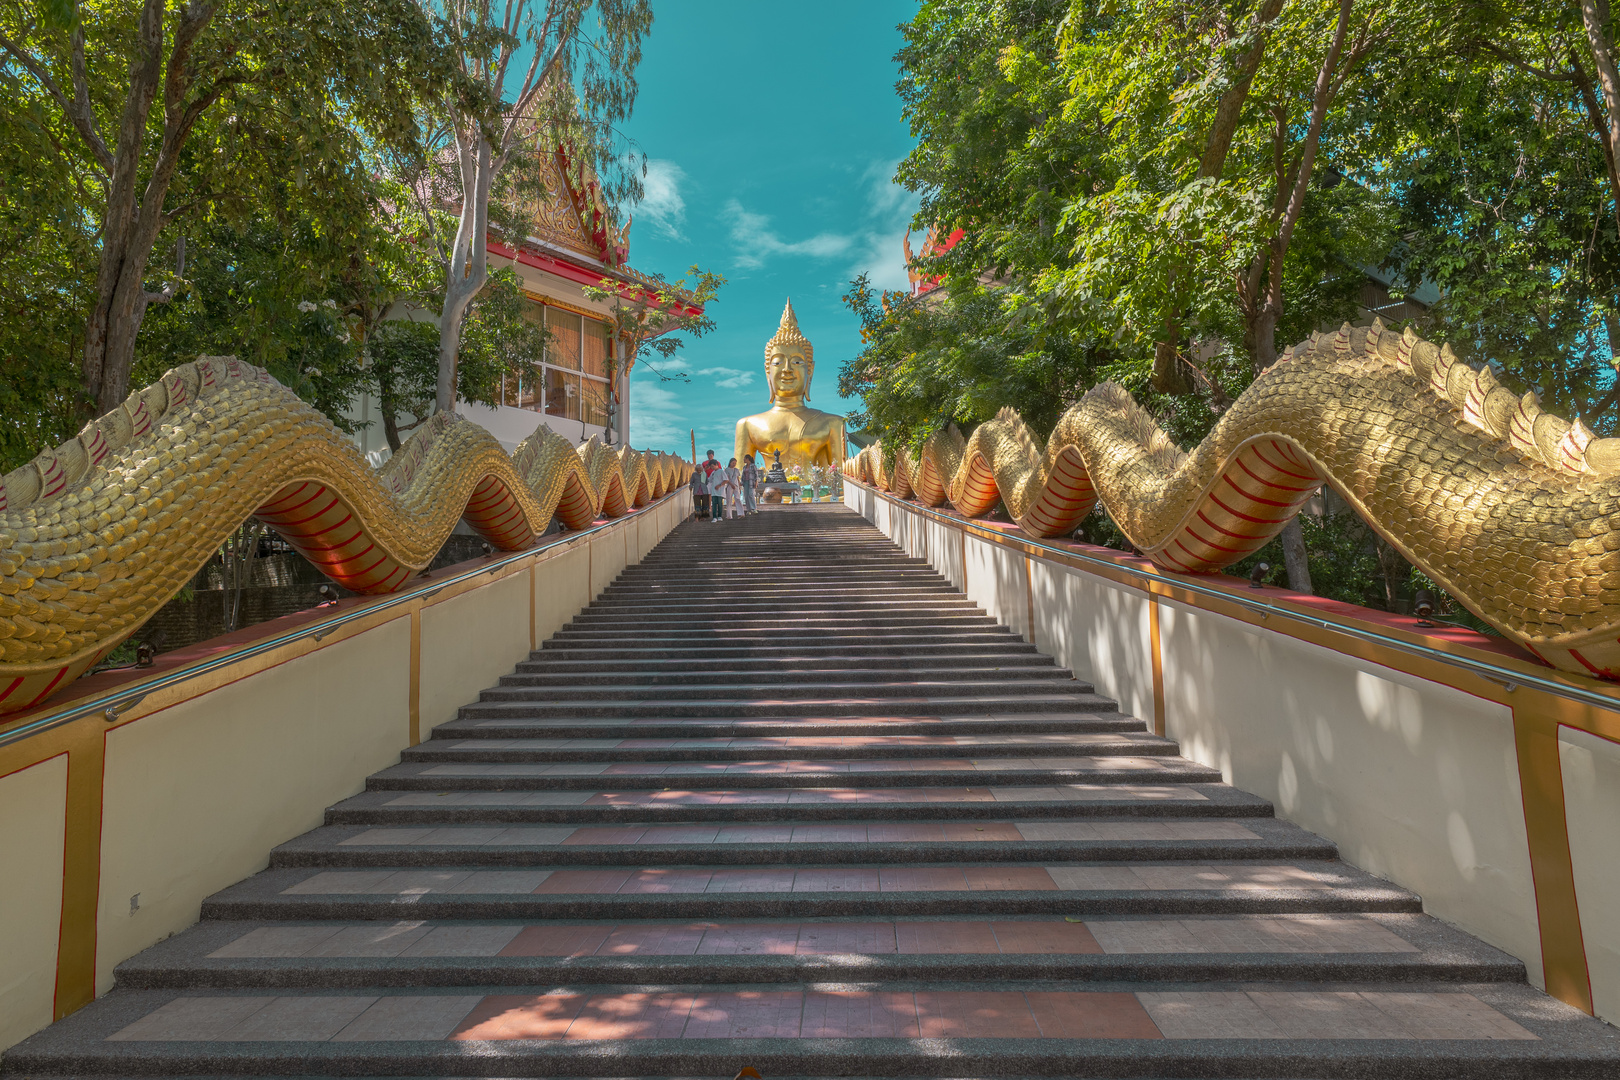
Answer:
[447, 990, 1162, 1040]
[102, 989, 1537, 1043]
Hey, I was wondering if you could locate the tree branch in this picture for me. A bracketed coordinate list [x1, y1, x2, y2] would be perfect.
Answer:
[1198, 0, 1285, 179]
[0, 26, 115, 172]
[1271, 0, 1354, 290]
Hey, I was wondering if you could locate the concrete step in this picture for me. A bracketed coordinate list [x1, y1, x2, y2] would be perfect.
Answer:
[111, 913, 1527, 990]
[515, 652, 1059, 673]
[564, 613, 1002, 628]
[198, 859, 1427, 922]
[597, 583, 963, 599]
[13, 982, 1616, 1080]
[266, 816, 1335, 868]
[323, 782, 1272, 826]
[495, 665, 1079, 688]
[429, 711, 1148, 741]
[455, 694, 1119, 721]
[589, 592, 978, 608]
[478, 679, 1094, 703]
[618, 565, 944, 579]
[363, 755, 1225, 791]
[400, 732, 1178, 763]
[541, 629, 1035, 647]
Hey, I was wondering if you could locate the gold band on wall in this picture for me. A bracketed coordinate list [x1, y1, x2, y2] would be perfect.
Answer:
[55, 737, 103, 1019]
[1023, 556, 1037, 649]
[1513, 705, 1595, 1012]
[1148, 597, 1166, 738]
[408, 608, 422, 748]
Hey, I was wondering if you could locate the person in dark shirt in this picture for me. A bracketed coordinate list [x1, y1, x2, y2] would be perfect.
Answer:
[688, 466, 708, 520]
[741, 455, 760, 515]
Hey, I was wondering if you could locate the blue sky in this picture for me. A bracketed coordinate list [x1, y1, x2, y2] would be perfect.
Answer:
[618, 1, 919, 457]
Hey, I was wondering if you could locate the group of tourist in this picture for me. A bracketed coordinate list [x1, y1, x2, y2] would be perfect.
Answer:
[689, 450, 760, 522]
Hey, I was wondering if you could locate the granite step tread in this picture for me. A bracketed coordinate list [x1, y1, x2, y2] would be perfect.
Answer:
[399, 732, 1179, 763]
[323, 783, 1273, 826]
[13, 989, 1617, 1080]
[455, 696, 1122, 721]
[362, 758, 1222, 792]
[109, 913, 1526, 990]
[514, 654, 1059, 672]
[540, 635, 1036, 650]
[428, 712, 1149, 740]
[198, 859, 1428, 921]
[479, 676, 1088, 702]
[496, 666, 1079, 688]
[267, 816, 1332, 868]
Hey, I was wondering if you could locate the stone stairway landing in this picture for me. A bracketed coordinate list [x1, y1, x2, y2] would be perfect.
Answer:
[6, 503, 1618, 1079]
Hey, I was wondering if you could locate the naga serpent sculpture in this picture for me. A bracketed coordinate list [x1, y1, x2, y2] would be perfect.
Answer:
[0, 355, 691, 716]
[847, 319, 1620, 680]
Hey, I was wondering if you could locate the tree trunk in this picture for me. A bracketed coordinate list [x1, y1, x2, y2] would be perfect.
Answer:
[436, 133, 494, 413]
[377, 369, 405, 453]
[1245, 0, 1354, 595]
[1152, 0, 1285, 397]
[1152, 339, 1189, 394]
[65, 0, 218, 417]
[1251, 301, 1281, 371]
[1375, 535, 1405, 610]
[90, 244, 162, 414]
[1279, 519, 1313, 594]
[1198, 0, 1287, 179]
[1583, 0, 1620, 206]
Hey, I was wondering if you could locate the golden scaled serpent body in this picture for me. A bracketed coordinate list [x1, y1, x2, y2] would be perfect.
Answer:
[847, 321, 1620, 680]
[0, 356, 691, 715]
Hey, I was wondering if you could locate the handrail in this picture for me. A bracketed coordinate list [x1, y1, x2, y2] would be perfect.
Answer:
[0, 492, 676, 751]
[852, 480, 1620, 715]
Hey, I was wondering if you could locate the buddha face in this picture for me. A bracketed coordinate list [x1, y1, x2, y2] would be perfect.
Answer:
[765, 342, 813, 404]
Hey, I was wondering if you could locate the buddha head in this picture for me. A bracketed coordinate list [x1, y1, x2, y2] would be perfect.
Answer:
[764, 299, 814, 406]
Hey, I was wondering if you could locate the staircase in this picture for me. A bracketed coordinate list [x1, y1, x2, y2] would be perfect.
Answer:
[8, 503, 1617, 1077]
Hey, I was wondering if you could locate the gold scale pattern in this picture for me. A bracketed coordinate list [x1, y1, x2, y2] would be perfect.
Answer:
[846, 320, 1620, 680]
[0, 356, 691, 716]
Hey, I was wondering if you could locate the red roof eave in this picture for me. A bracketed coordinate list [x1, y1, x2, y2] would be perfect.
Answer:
[487, 238, 705, 319]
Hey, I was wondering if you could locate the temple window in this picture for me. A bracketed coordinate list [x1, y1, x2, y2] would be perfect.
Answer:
[498, 298, 613, 427]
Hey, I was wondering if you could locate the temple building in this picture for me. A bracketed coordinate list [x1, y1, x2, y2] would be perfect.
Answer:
[350, 145, 698, 456]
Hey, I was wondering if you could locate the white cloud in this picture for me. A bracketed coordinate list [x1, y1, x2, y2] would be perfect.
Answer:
[628, 378, 687, 451]
[692, 366, 755, 390]
[850, 160, 920, 291]
[852, 227, 915, 292]
[723, 200, 854, 270]
[861, 159, 910, 219]
[638, 159, 688, 240]
[714, 160, 919, 290]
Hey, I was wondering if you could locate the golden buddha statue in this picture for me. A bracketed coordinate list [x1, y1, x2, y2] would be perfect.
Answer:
[734, 300, 848, 468]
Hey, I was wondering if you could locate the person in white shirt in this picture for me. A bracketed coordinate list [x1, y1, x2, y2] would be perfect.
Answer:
[718, 458, 743, 520]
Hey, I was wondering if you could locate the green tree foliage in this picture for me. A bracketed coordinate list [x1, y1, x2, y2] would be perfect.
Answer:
[1365, 2, 1620, 429]
[840, 275, 1106, 450]
[0, 0, 449, 418]
[1, 2, 570, 471]
[0, 41, 95, 469]
[848, 0, 1620, 610]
